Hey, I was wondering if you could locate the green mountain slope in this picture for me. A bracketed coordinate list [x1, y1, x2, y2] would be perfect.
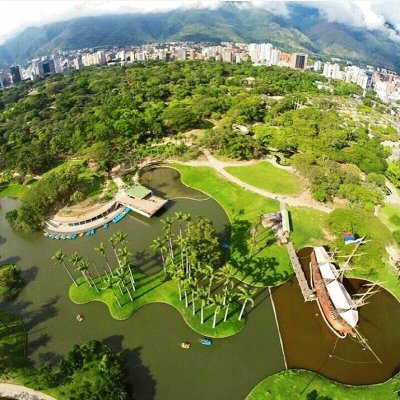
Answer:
[1, 3, 400, 71]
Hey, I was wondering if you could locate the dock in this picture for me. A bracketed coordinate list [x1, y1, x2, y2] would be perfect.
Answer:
[285, 241, 316, 302]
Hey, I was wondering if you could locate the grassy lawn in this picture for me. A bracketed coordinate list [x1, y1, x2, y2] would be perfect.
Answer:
[327, 208, 400, 298]
[171, 164, 293, 286]
[377, 203, 400, 232]
[225, 162, 302, 195]
[0, 184, 30, 198]
[70, 269, 244, 338]
[288, 206, 328, 249]
[245, 370, 400, 400]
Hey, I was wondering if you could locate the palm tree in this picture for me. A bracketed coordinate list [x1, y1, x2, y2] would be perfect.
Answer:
[171, 268, 185, 301]
[52, 249, 77, 287]
[223, 290, 235, 322]
[174, 211, 184, 239]
[104, 276, 121, 308]
[175, 235, 188, 273]
[150, 237, 168, 272]
[188, 277, 199, 316]
[181, 278, 192, 308]
[95, 242, 113, 275]
[120, 255, 136, 292]
[76, 259, 92, 287]
[210, 293, 224, 329]
[162, 217, 175, 259]
[109, 231, 128, 269]
[183, 212, 191, 229]
[197, 287, 208, 324]
[237, 286, 256, 321]
[205, 265, 215, 300]
[114, 267, 126, 296]
[216, 264, 236, 305]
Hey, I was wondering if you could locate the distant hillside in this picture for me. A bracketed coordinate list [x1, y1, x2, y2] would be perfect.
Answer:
[1, 3, 400, 71]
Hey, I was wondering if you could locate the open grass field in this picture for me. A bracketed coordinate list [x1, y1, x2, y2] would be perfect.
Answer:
[225, 162, 302, 195]
[245, 370, 400, 400]
[377, 203, 400, 232]
[70, 270, 245, 338]
[0, 185, 29, 198]
[288, 206, 328, 249]
[171, 164, 293, 286]
[327, 208, 400, 299]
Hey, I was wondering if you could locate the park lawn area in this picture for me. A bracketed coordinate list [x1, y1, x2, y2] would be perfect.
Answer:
[70, 269, 245, 338]
[225, 161, 302, 195]
[171, 164, 293, 286]
[327, 208, 400, 299]
[245, 370, 400, 400]
[377, 203, 400, 231]
[0, 184, 30, 198]
[288, 206, 329, 249]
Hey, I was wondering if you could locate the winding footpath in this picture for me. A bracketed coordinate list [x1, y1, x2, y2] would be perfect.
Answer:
[201, 150, 333, 213]
[0, 383, 57, 400]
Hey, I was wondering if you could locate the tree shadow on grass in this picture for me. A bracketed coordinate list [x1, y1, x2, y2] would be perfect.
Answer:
[121, 346, 156, 400]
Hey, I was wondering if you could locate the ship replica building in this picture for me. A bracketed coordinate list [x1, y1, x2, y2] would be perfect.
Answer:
[311, 247, 358, 338]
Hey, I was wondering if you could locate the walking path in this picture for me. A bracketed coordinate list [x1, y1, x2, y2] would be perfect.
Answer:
[0, 383, 57, 400]
[201, 150, 333, 213]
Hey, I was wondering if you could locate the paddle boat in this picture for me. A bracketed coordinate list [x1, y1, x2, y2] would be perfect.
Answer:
[76, 314, 84, 322]
[200, 337, 213, 346]
[181, 342, 191, 349]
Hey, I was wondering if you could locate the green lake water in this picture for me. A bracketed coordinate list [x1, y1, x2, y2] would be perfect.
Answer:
[0, 167, 286, 400]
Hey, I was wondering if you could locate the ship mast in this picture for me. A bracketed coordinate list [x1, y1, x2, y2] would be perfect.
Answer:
[353, 327, 383, 364]
[352, 283, 381, 307]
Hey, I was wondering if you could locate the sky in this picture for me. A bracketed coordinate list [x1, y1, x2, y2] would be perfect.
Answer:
[1, 0, 400, 44]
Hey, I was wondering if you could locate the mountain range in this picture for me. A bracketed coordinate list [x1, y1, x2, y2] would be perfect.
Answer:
[1, 2, 400, 72]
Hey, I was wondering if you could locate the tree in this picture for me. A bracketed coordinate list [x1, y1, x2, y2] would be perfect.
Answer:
[210, 293, 224, 329]
[162, 217, 175, 259]
[76, 258, 93, 288]
[104, 276, 121, 308]
[109, 231, 128, 269]
[95, 242, 113, 275]
[150, 237, 168, 272]
[52, 250, 77, 287]
[216, 264, 236, 305]
[237, 285, 256, 321]
[197, 287, 208, 324]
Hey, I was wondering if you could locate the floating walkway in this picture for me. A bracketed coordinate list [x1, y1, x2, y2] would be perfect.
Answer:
[285, 241, 316, 302]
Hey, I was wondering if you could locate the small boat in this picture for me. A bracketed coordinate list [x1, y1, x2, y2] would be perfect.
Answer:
[76, 314, 84, 322]
[181, 342, 191, 349]
[103, 223, 109, 229]
[201, 338, 213, 346]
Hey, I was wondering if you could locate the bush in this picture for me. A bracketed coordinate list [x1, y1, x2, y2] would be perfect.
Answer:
[392, 230, 400, 245]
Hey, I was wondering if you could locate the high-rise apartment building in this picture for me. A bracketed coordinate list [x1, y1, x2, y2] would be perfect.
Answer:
[290, 53, 308, 69]
[10, 65, 22, 84]
[37, 59, 56, 77]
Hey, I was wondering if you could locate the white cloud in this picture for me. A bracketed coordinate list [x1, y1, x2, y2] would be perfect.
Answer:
[1, 0, 400, 45]
[0, 0, 223, 44]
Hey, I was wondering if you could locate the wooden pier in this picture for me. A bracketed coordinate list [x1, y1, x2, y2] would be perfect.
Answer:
[286, 242, 316, 302]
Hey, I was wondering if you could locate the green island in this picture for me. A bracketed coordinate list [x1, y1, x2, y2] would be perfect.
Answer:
[67, 221, 246, 338]
[0, 60, 399, 399]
